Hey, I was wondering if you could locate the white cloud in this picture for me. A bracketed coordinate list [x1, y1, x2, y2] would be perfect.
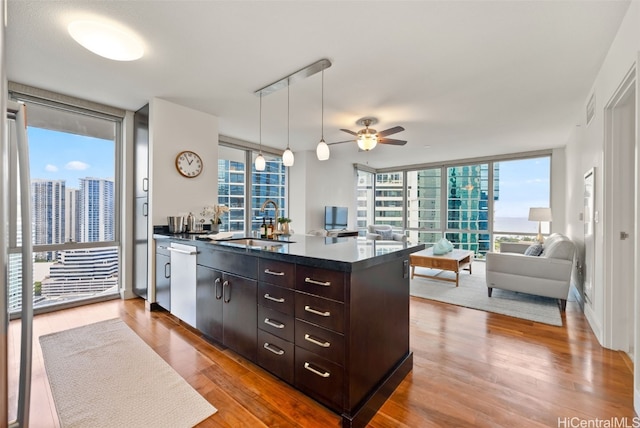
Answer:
[45, 164, 58, 172]
[65, 161, 90, 170]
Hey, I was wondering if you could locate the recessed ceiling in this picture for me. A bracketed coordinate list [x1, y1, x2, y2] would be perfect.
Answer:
[5, 1, 630, 168]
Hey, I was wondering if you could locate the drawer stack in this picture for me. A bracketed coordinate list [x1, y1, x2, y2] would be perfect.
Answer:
[256, 259, 296, 384]
[294, 265, 345, 411]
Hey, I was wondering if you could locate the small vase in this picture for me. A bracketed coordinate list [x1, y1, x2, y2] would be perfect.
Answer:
[210, 224, 220, 233]
[280, 223, 290, 235]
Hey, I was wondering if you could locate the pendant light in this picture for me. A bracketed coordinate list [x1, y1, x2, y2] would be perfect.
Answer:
[316, 68, 330, 161]
[282, 79, 295, 167]
[255, 93, 266, 171]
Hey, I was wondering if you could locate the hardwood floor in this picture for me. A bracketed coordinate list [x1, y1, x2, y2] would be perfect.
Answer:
[8, 296, 634, 427]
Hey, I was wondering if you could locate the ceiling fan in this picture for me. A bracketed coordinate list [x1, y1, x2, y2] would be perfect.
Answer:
[329, 117, 407, 151]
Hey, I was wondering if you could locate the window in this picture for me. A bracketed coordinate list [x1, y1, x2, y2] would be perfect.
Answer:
[356, 153, 551, 259]
[217, 145, 287, 233]
[8, 93, 122, 315]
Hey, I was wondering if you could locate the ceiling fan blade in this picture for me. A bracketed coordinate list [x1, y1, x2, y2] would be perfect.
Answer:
[377, 126, 405, 138]
[379, 138, 407, 146]
[328, 139, 355, 146]
[340, 128, 358, 136]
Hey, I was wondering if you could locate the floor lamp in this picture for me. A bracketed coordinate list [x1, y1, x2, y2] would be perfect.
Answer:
[528, 207, 552, 243]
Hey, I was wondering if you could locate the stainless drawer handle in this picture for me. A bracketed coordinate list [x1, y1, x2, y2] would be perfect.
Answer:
[304, 305, 330, 317]
[264, 293, 285, 303]
[264, 269, 285, 276]
[264, 318, 285, 329]
[304, 334, 330, 348]
[304, 362, 330, 378]
[305, 277, 331, 286]
[263, 343, 285, 356]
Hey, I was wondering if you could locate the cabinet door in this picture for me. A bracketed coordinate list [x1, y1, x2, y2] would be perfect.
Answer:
[222, 273, 257, 362]
[155, 253, 170, 311]
[133, 197, 148, 299]
[196, 265, 223, 343]
[133, 104, 149, 198]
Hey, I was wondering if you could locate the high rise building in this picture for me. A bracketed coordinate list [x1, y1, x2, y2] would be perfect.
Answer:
[65, 187, 79, 242]
[77, 178, 114, 242]
[31, 179, 65, 261]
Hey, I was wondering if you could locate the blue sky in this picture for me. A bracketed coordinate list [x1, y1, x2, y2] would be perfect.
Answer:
[494, 157, 550, 218]
[28, 127, 114, 188]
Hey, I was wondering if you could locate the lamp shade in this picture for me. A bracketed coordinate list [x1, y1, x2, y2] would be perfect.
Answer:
[357, 133, 377, 151]
[316, 139, 330, 160]
[282, 148, 294, 166]
[255, 153, 266, 171]
[528, 207, 552, 222]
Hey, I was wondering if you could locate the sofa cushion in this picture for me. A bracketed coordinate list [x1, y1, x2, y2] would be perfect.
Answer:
[541, 235, 575, 261]
[524, 243, 543, 256]
[374, 228, 394, 240]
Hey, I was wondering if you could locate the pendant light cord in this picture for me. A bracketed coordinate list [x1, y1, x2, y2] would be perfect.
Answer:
[321, 69, 324, 140]
[259, 93, 263, 153]
[287, 78, 290, 149]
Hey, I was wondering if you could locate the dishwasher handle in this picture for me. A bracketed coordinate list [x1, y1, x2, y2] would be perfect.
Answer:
[166, 247, 198, 255]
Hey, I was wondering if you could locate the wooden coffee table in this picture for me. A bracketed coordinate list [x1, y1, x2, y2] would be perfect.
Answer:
[410, 248, 474, 287]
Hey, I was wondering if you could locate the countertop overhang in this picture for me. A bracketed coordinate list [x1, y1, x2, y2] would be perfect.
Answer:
[153, 232, 425, 272]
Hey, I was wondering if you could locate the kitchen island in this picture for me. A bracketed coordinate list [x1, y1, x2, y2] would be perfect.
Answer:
[153, 232, 424, 428]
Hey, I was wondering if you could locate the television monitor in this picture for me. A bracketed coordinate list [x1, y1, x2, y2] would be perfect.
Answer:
[325, 206, 348, 230]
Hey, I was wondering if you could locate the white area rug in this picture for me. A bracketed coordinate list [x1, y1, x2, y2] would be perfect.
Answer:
[40, 318, 217, 428]
[410, 262, 563, 326]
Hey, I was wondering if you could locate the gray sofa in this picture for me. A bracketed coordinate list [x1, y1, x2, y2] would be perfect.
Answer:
[485, 233, 575, 311]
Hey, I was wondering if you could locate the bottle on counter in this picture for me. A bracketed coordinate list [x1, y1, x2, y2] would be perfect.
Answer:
[260, 218, 268, 238]
[186, 212, 195, 233]
[267, 218, 274, 239]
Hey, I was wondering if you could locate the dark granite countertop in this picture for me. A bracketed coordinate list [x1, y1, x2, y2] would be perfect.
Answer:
[153, 230, 425, 272]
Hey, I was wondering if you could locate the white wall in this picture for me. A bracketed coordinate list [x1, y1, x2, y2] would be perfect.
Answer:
[149, 98, 219, 224]
[563, 1, 640, 415]
[147, 98, 219, 301]
[289, 150, 357, 234]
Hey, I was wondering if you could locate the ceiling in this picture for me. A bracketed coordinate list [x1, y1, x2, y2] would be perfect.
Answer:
[5, 0, 631, 169]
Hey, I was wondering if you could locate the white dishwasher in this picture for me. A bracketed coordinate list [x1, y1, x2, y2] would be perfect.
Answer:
[168, 242, 198, 328]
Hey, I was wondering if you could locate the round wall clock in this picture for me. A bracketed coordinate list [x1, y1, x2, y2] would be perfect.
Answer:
[175, 150, 203, 178]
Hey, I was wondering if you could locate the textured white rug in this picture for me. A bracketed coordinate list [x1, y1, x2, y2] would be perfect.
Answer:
[410, 262, 563, 326]
[40, 318, 217, 428]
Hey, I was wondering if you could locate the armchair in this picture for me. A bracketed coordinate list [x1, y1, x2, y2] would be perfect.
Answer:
[486, 233, 575, 311]
[366, 224, 407, 242]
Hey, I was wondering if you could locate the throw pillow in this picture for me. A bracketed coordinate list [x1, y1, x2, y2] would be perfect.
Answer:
[374, 228, 394, 240]
[524, 243, 543, 256]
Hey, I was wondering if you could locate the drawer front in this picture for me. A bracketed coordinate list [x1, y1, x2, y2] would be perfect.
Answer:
[295, 346, 344, 412]
[198, 248, 258, 279]
[295, 293, 344, 333]
[258, 305, 294, 342]
[259, 259, 295, 288]
[295, 319, 344, 365]
[257, 330, 294, 385]
[155, 241, 171, 257]
[296, 265, 344, 302]
[258, 283, 294, 315]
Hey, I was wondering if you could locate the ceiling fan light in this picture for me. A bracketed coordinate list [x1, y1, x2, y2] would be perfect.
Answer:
[68, 19, 144, 61]
[282, 148, 295, 166]
[316, 139, 330, 160]
[255, 153, 266, 171]
[357, 134, 377, 151]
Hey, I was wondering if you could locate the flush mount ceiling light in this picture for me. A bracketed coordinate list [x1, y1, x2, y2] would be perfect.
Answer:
[68, 19, 144, 61]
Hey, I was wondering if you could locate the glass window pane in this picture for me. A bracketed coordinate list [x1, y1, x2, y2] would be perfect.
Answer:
[251, 153, 287, 232]
[493, 157, 551, 236]
[407, 168, 441, 233]
[374, 172, 404, 228]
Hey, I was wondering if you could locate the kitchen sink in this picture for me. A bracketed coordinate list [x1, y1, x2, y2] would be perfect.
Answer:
[219, 237, 294, 249]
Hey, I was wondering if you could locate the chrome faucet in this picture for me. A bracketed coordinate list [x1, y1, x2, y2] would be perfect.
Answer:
[260, 199, 280, 224]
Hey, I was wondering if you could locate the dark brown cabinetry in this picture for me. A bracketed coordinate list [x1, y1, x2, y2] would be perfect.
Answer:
[154, 242, 170, 311]
[256, 259, 296, 384]
[196, 249, 258, 362]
